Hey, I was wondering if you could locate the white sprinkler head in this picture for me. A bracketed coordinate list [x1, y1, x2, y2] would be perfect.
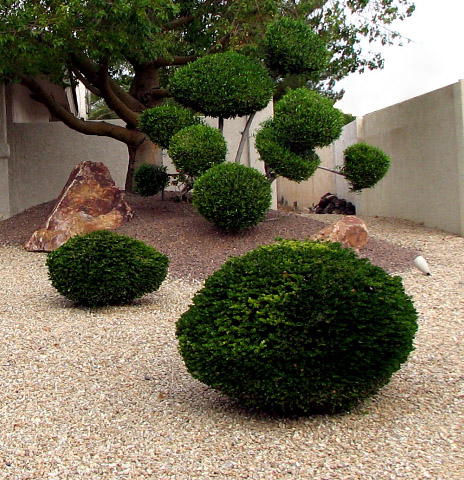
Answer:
[413, 255, 431, 276]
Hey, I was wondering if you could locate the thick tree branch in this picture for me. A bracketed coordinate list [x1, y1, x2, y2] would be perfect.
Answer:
[71, 54, 146, 112]
[149, 88, 170, 99]
[162, 15, 195, 31]
[153, 55, 198, 68]
[20, 76, 144, 146]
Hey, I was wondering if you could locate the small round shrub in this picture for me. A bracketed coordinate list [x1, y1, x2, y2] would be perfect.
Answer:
[273, 88, 344, 152]
[255, 122, 320, 182]
[342, 142, 391, 192]
[263, 18, 328, 76]
[134, 163, 170, 196]
[46, 230, 169, 307]
[138, 104, 201, 149]
[169, 51, 275, 118]
[169, 124, 227, 178]
[192, 163, 271, 232]
[176, 239, 418, 415]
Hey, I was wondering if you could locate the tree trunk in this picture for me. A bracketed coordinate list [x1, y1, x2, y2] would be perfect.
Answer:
[125, 136, 163, 192]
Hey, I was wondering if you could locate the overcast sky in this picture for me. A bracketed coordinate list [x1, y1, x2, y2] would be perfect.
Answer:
[334, 0, 464, 116]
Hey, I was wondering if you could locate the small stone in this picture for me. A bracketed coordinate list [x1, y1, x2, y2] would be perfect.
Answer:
[311, 216, 369, 252]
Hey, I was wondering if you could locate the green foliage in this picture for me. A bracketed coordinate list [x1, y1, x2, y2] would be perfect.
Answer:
[134, 164, 170, 197]
[169, 124, 227, 178]
[169, 51, 275, 118]
[46, 230, 169, 307]
[272, 88, 344, 152]
[192, 163, 271, 232]
[177, 239, 418, 415]
[342, 142, 391, 192]
[263, 17, 329, 77]
[256, 88, 343, 183]
[255, 121, 320, 182]
[342, 112, 356, 125]
[138, 105, 202, 150]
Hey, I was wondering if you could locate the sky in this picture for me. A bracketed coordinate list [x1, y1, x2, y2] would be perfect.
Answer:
[334, 0, 464, 116]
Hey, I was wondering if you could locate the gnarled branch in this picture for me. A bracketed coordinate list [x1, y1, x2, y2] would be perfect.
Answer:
[20, 76, 144, 146]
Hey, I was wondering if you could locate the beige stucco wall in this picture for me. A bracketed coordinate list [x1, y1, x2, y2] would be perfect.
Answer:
[355, 81, 464, 235]
[8, 121, 128, 216]
[277, 80, 464, 235]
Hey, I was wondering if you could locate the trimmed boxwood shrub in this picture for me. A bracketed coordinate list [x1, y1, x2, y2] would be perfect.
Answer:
[138, 104, 201, 149]
[342, 142, 391, 192]
[272, 88, 344, 152]
[46, 230, 169, 307]
[169, 51, 275, 118]
[169, 124, 227, 178]
[192, 163, 271, 232]
[176, 239, 418, 415]
[255, 122, 320, 182]
[134, 164, 170, 197]
[263, 17, 328, 76]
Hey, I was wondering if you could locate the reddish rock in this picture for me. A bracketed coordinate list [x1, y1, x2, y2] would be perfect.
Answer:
[311, 216, 369, 252]
[24, 161, 133, 252]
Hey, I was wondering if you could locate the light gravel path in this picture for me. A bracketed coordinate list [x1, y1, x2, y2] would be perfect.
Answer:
[0, 216, 463, 479]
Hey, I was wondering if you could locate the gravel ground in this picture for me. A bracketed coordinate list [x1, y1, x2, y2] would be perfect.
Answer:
[0, 197, 463, 479]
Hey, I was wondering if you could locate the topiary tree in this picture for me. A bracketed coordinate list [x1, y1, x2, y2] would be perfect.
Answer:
[256, 88, 344, 182]
[263, 17, 329, 78]
[192, 163, 272, 232]
[177, 239, 418, 415]
[46, 230, 169, 307]
[341, 142, 391, 192]
[169, 124, 227, 179]
[169, 51, 275, 130]
[134, 164, 170, 197]
[255, 120, 321, 182]
[272, 88, 345, 152]
[138, 104, 202, 150]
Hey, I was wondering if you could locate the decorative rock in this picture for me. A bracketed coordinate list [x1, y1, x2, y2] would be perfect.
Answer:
[24, 161, 133, 252]
[312, 216, 369, 252]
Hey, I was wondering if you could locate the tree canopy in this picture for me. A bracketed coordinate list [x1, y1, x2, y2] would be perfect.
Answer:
[0, 0, 415, 189]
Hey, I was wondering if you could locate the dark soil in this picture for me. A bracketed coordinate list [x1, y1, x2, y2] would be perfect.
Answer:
[0, 192, 417, 281]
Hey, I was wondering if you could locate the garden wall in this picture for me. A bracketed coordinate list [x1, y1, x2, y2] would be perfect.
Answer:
[277, 80, 464, 236]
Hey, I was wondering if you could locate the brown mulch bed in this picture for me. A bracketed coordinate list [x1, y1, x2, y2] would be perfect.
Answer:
[0, 193, 417, 281]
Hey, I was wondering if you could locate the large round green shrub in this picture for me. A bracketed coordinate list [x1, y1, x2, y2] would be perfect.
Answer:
[138, 104, 201, 149]
[134, 163, 170, 196]
[263, 18, 328, 76]
[177, 239, 418, 415]
[272, 88, 344, 152]
[255, 121, 320, 182]
[192, 163, 271, 232]
[47, 230, 169, 307]
[169, 51, 275, 118]
[342, 142, 391, 192]
[169, 124, 227, 178]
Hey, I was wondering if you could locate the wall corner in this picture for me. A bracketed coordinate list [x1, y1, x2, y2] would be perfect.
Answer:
[454, 80, 464, 236]
[0, 84, 11, 220]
